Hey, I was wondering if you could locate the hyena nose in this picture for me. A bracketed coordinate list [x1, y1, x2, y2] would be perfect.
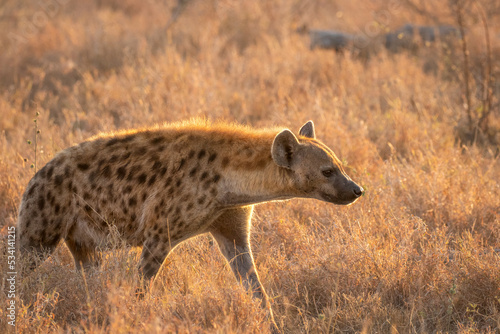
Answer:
[352, 185, 364, 197]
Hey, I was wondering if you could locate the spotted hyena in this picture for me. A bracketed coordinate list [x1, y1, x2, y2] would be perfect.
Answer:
[17, 120, 363, 328]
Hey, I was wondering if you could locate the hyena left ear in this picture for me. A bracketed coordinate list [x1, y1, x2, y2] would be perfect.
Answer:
[272, 129, 299, 169]
[299, 120, 315, 139]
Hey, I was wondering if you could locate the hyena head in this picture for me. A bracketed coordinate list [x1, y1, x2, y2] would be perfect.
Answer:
[272, 121, 364, 205]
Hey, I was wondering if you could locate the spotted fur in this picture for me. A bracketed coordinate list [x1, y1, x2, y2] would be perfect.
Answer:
[17, 119, 363, 330]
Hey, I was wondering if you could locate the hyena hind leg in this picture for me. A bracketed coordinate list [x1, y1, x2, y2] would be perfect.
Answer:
[18, 229, 62, 272]
[64, 235, 102, 272]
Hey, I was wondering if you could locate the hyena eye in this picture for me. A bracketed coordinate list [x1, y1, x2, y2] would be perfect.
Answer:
[322, 169, 335, 177]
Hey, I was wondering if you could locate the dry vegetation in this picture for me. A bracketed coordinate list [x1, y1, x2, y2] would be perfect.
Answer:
[1, 0, 499, 333]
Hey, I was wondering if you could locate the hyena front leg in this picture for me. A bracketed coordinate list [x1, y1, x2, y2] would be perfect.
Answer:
[209, 207, 278, 331]
[136, 235, 176, 297]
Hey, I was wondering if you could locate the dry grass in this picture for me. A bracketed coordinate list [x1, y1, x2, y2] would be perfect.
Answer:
[1, 0, 499, 333]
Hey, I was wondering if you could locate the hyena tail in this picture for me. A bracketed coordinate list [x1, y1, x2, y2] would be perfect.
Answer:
[17, 217, 62, 272]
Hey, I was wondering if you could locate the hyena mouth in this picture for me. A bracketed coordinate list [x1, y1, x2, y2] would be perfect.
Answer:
[319, 192, 357, 205]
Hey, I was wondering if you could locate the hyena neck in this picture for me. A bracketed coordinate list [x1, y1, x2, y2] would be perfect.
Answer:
[219, 146, 297, 208]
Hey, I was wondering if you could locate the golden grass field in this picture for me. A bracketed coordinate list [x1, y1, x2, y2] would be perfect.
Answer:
[1, 0, 499, 332]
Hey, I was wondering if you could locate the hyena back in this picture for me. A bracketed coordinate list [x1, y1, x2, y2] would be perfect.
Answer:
[17, 120, 363, 328]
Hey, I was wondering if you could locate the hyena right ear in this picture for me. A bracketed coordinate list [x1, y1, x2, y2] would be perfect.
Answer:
[272, 129, 299, 169]
[299, 120, 315, 139]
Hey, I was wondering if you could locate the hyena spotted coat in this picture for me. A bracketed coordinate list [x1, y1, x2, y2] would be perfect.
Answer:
[17, 120, 363, 328]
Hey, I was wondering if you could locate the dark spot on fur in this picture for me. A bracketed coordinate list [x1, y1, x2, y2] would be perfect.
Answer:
[27, 184, 37, 197]
[156, 145, 165, 152]
[38, 165, 47, 179]
[134, 147, 148, 157]
[150, 136, 163, 145]
[200, 172, 208, 181]
[88, 171, 97, 184]
[189, 167, 198, 177]
[47, 166, 54, 180]
[142, 192, 148, 202]
[129, 197, 137, 207]
[188, 150, 195, 159]
[137, 173, 147, 184]
[122, 136, 135, 144]
[55, 204, 60, 214]
[77, 163, 90, 171]
[38, 196, 45, 210]
[49, 194, 55, 206]
[208, 152, 217, 163]
[176, 179, 182, 188]
[46, 233, 60, 247]
[124, 185, 133, 194]
[84, 205, 92, 214]
[42, 218, 49, 226]
[221, 157, 230, 168]
[106, 138, 119, 147]
[159, 167, 167, 177]
[46, 191, 52, 201]
[108, 155, 119, 163]
[131, 213, 137, 222]
[197, 195, 206, 205]
[102, 165, 111, 178]
[67, 181, 73, 192]
[198, 149, 206, 159]
[54, 174, 64, 187]
[152, 161, 162, 170]
[212, 174, 221, 183]
[117, 166, 127, 180]
[147, 175, 157, 186]
[122, 152, 131, 160]
[83, 192, 91, 200]
[210, 188, 218, 196]
[186, 202, 194, 211]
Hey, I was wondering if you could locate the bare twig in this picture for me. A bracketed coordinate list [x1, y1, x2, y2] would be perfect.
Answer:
[453, 0, 473, 132]
[474, 1, 493, 133]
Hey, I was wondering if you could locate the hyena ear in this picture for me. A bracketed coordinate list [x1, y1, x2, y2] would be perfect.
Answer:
[299, 120, 315, 139]
[272, 129, 299, 169]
